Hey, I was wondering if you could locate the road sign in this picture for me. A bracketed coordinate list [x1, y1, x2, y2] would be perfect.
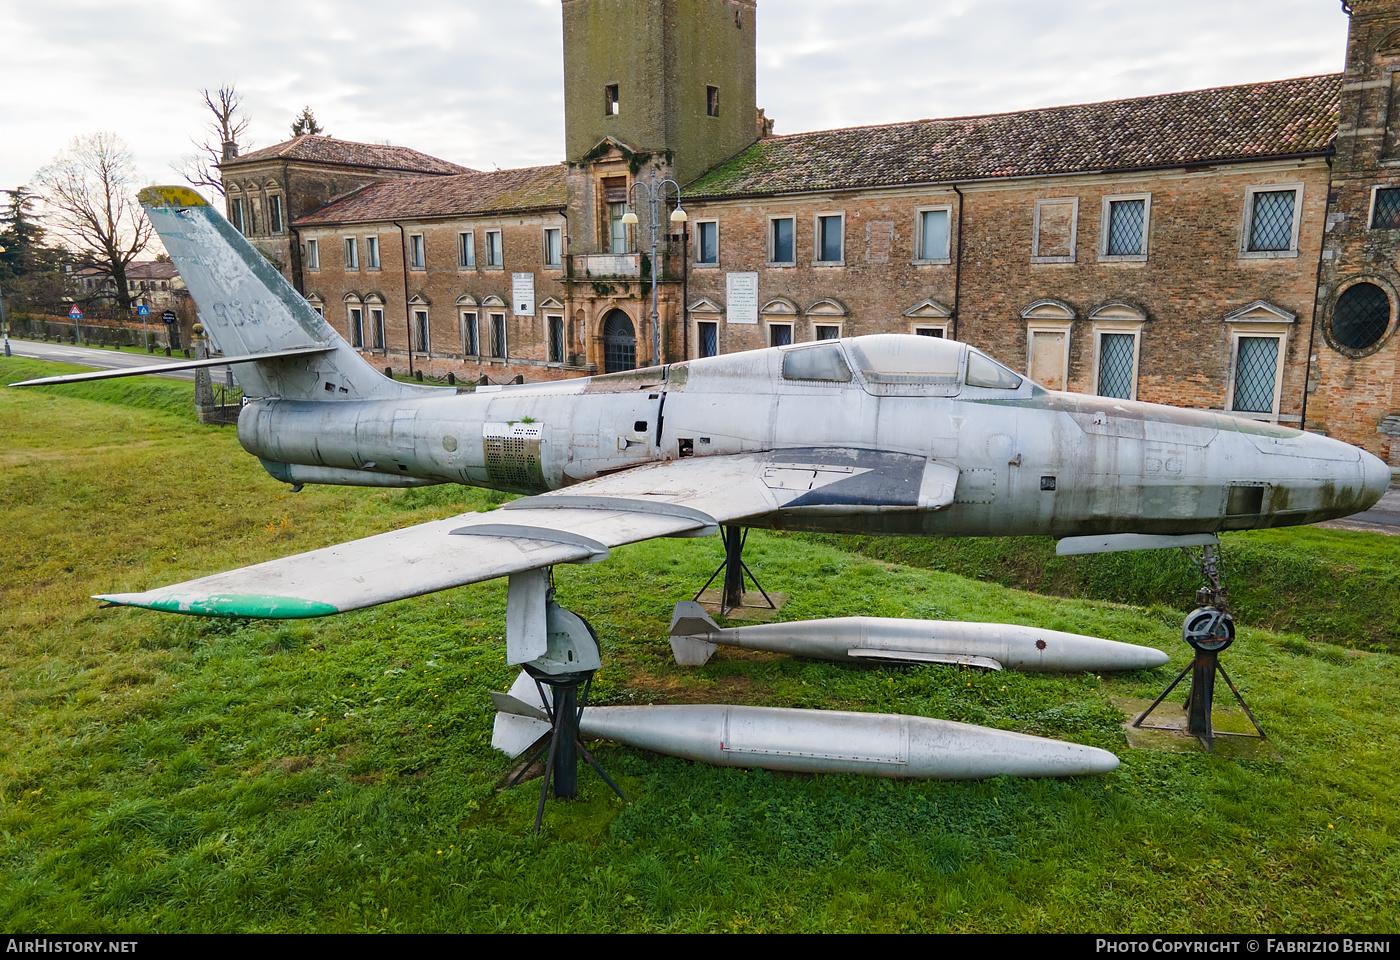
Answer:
[161, 310, 177, 323]
[68, 306, 82, 320]
[137, 304, 150, 316]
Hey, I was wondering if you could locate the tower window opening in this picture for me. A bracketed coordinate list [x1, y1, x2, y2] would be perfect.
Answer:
[706, 86, 720, 118]
[605, 84, 619, 116]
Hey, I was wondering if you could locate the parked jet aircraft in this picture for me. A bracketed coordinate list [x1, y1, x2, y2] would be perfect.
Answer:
[13, 187, 1390, 672]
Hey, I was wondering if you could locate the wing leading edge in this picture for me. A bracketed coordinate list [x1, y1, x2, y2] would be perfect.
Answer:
[97, 449, 958, 618]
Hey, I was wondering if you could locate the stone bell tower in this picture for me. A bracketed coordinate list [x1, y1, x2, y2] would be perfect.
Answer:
[1311, 0, 1400, 462]
[560, 0, 760, 367]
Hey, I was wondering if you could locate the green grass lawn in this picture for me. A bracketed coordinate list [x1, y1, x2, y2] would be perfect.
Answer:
[1, 354, 1397, 933]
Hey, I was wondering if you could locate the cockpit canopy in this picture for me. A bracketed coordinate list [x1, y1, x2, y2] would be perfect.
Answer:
[780, 334, 1024, 396]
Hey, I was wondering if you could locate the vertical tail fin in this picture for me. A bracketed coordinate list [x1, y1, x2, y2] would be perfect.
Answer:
[138, 186, 443, 401]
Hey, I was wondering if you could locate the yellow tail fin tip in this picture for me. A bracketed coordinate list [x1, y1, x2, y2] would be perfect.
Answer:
[138, 185, 210, 208]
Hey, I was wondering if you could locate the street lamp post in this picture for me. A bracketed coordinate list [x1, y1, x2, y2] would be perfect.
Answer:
[621, 170, 687, 366]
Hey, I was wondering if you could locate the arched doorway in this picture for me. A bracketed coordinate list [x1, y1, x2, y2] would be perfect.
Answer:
[602, 309, 636, 373]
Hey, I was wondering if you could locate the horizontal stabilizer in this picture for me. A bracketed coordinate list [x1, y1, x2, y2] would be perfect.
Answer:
[8, 346, 333, 387]
[1056, 533, 1219, 556]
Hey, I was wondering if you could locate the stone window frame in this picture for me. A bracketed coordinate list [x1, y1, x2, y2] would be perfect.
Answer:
[365, 294, 387, 351]
[344, 293, 364, 349]
[343, 236, 359, 271]
[1088, 307, 1146, 401]
[304, 238, 320, 271]
[1323, 276, 1398, 358]
[266, 191, 285, 235]
[767, 215, 797, 267]
[364, 235, 381, 271]
[457, 295, 479, 358]
[912, 205, 953, 264]
[813, 211, 846, 266]
[227, 189, 246, 235]
[408, 234, 427, 272]
[1031, 197, 1079, 264]
[459, 231, 476, 270]
[484, 229, 505, 270]
[1020, 299, 1078, 389]
[412, 307, 430, 355]
[693, 218, 721, 268]
[1239, 183, 1304, 260]
[481, 295, 509, 360]
[689, 297, 724, 359]
[1224, 326, 1290, 421]
[542, 226, 563, 269]
[766, 320, 795, 346]
[904, 297, 952, 337]
[1098, 193, 1152, 263]
[806, 298, 848, 341]
[547, 312, 567, 364]
[1366, 184, 1400, 230]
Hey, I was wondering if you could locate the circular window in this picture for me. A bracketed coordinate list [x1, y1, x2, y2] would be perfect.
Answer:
[1331, 282, 1391, 351]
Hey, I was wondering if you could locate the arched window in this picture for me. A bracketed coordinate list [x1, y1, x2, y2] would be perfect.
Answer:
[602, 309, 636, 372]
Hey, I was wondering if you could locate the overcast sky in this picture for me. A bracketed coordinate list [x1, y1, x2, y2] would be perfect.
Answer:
[0, 0, 1351, 200]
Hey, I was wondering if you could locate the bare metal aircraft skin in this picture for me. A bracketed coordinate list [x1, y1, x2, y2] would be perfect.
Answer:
[27, 187, 1384, 621]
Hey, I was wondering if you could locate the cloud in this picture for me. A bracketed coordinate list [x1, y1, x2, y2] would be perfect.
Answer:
[0, 0, 1350, 198]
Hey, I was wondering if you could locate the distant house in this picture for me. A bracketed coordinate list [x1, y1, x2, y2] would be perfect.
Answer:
[67, 261, 187, 312]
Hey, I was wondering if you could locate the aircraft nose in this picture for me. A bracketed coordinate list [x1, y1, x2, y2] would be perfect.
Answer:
[1362, 449, 1392, 510]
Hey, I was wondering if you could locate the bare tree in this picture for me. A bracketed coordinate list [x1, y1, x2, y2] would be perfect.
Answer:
[35, 133, 153, 314]
[176, 85, 251, 197]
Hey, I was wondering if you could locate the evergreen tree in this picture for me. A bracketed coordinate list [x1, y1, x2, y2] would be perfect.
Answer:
[290, 107, 325, 137]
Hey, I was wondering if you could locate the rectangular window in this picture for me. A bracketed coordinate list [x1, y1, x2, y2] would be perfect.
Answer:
[696, 221, 718, 264]
[1095, 331, 1139, 399]
[409, 234, 425, 270]
[605, 83, 619, 116]
[489, 313, 507, 358]
[462, 311, 478, 356]
[414, 309, 429, 353]
[365, 235, 380, 270]
[344, 237, 358, 270]
[371, 308, 385, 350]
[770, 217, 794, 264]
[608, 203, 628, 254]
[815, 324, 840, 341]
[917, 208, 950, 262]
[706, 85, 720, 118]
[1243, 185, 1302, 256]
[230, 198, 245, 234]
[305, 238, 319, 270]
[348, 307, 363, 348]
[548, 315, 565, 363]
[486, 230, 503, 267]
[769, 323, 793, 347]
[543, 227, 562, 267]
[914, 326, 946, 338]
[268, 195, 284, 234]
[1231, 335, 1281, 414]
[816, 214, 843, 263]
[459, 232, 476, 268]
[1371, 187, 1400, 229]
[698, 321, 718, 358]
[1033, 198, 1078, 262]
[1101, 195, 1149, 259]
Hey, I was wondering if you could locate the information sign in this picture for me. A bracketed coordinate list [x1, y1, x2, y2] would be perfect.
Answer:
[725, 272, 759, 324]
[512, 273, 536, 317]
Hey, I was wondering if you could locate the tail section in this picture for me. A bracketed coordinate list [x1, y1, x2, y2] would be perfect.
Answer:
[138, 186, 443, 401]
[669, 601, 720, 666]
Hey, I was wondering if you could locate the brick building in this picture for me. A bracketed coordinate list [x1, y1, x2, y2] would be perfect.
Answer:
[220, 0, 1400, 464]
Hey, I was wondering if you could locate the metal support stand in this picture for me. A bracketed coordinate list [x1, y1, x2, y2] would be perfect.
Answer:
[505, 667, 628, 833]
[1133, 543, 1266, 750]
[693, 524, 776, 615]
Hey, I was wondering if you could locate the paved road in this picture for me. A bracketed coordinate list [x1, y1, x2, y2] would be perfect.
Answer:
[4, 339, 231, 383]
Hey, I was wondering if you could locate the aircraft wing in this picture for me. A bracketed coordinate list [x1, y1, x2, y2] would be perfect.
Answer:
[96, 448, 957, 618]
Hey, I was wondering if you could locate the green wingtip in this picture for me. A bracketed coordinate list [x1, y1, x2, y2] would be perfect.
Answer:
[96, 592, 339, 619]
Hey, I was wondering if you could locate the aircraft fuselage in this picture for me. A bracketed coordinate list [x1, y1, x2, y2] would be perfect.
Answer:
[239, 337, 1390, 539]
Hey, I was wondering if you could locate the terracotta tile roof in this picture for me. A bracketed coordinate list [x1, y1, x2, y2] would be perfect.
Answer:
[686, 74, 1343, 199]
[222, 135, 472, 175]
[293, 165, 566, 226]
